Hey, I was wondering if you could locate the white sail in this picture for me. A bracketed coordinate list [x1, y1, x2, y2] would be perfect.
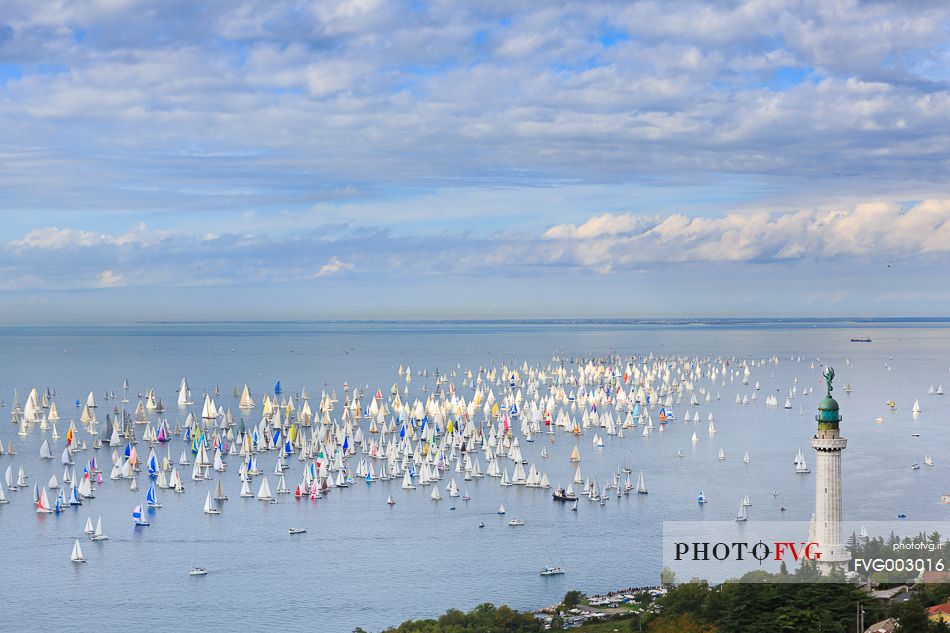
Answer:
[92, 515, 108, 540]
[239, 385, 255, 409]
[71, 539, 86, 562]
[201, 394, 217, 420]
[178, 377, 192, 405]
[204, 491, 220, 514]
[256, 476, 273, 500]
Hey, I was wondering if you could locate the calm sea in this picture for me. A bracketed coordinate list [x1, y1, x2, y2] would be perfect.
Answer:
[0, 321, 947, 632]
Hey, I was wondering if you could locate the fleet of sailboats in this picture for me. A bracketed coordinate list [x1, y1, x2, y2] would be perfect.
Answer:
[0, 354, 940, 576]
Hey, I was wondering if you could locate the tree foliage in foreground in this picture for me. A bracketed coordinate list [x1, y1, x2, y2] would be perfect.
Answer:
[648, 613, 719, 633]
[380, 603, 544, 633]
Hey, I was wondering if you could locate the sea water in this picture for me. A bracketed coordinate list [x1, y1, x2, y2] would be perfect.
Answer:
[0, 321, 947, 632]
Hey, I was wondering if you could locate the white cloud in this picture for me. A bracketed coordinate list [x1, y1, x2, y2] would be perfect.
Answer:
[543, 199, 950, 268]
[543, 213, 655, 240]
[9, 223, 169, 250]
[10, 227, 109, 249]
[313, 256, 353, 277]
[96, 270, 123, 287]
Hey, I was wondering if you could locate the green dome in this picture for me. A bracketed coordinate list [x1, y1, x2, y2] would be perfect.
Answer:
[816, 394, 840, 428]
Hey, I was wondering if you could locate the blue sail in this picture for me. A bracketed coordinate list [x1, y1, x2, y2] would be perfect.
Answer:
[146, 482, 158, 505]
[124, 443, 132, 458]
[148, 456, 158, 475]
[272, 429, 281, 446]
[284, 440, 292, 456]
[275, 380, 281, 394]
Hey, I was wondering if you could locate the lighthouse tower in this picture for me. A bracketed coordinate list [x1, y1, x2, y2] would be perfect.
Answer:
[809, 367, 851, 573]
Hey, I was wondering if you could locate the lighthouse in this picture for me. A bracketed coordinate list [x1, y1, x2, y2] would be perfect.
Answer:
[809, 366, 851, 573]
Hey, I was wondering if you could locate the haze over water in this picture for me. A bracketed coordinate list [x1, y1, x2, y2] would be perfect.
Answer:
[1, 321, 948, 632]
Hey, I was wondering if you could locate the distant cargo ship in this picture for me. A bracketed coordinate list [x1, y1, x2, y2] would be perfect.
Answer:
[850, 337, 872, 343]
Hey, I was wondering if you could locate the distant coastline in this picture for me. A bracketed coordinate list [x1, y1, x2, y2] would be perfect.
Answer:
[14, 317, 950, 326]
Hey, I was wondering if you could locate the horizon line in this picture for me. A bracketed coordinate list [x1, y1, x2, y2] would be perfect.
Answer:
[2, 316, 950, 326]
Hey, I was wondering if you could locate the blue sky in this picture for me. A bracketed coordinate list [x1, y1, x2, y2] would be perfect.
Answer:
[0, 0, 949, 321]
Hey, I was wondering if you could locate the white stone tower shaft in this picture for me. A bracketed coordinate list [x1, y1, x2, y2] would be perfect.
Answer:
[811, 431, 849, 567]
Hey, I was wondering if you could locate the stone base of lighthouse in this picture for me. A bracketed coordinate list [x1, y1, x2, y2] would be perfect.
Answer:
[810, 434, 851, 575]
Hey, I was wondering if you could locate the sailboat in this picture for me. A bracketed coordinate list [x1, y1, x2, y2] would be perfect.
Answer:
[636, 470, 648, 494]
[256, 476, 274, 501]
[794, 449, 810, 474]
[743, 450, 750, 464]
[132, 504, 150, 526]
[84, 516, 95, 535]
[386, 494, 395, 505]
[497, 504, 506, 515]
[735, 502, 748, 522]
[214, 480, 228, 501]
[697, 490, 707, 505]
[70, 539, 86, 563]
[924, 455, 934, 466]
[912, 399, 921, 415]
[91, 516, 108, 541]
[718, 448, 725, 461]
[146, 481, 162, 508]
[36, 487, 53, 513]
[204, 491, 221, 515]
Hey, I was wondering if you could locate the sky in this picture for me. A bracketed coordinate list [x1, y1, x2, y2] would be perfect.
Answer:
[0, 0, 949, 321]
